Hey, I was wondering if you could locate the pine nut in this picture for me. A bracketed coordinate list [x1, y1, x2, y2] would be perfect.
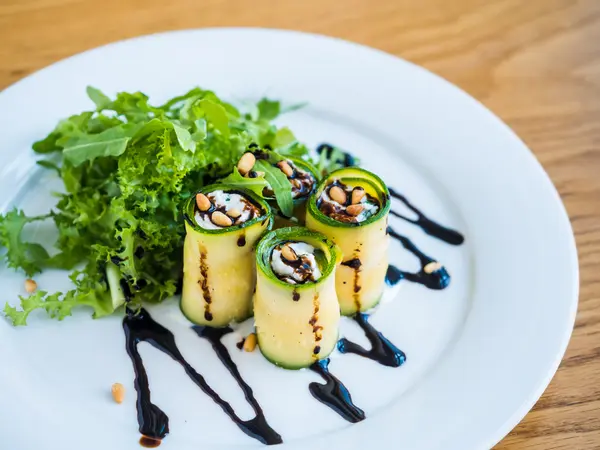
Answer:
[329, 185, 347, 204]
[24, 279, 37, 294]
[211, 211, 233, 227]
[277, 161, 294, 177]
[195, 193, 212, 212]
[351, 187, 366, 204]
[346, 204, 364, 216]
[281, 244, 298, 261]
[424, 261, 443, 274]
[243, 333, 257, 352]
[111, 383, 125, 404]
[227, 208, 242, 219]
[237, 152, 256, 175]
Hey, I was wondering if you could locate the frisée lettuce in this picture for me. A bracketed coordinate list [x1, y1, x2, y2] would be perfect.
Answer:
[1, 86, 330, 325]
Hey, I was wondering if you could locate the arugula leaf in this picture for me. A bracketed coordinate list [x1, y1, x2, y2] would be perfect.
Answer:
[36, 160, 61, 175]
[254, 160, 293, 217]
[86, 86, 112, 110]
[63, 126, 132, 166]
[199, 99, 230, 138]
[218, 168, 270, 198]
[257, 98, 280, 120]
[32, 112, 95, 154]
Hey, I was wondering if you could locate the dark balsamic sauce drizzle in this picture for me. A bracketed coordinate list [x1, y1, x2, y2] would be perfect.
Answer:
[123, 309, 282, 447]
[385, 265, 403, 287]
[191, 326, 283, 445]
[387, 226, 451, 290]
[309, 358, 365, 423]
[338, 314, 406, 367]
[123, 145, 466, 447]
[237, 233, 246, 247]
[388, 188, 464, 246]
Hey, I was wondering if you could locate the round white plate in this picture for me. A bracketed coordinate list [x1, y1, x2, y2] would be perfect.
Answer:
[0, 28, 578, 450]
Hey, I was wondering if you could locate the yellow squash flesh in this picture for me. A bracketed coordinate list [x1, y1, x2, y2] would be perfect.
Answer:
[254, 228, 341, 369]
[305, 168, 390, 316]
[181, 186, 272, 327]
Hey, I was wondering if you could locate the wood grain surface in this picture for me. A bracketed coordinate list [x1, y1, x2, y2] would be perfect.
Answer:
[1, 0, 599, 448]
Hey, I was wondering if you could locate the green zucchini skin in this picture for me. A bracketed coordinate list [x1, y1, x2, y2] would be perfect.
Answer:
[254, 227, 341, 369]
[181, 185, 273, 327]
[305, 167, 390, 315]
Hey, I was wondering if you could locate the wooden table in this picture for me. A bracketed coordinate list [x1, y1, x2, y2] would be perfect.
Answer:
[1, 0, 599, 448]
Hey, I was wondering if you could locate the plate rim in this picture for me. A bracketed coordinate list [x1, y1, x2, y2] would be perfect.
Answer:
[0, 27, 579, 450]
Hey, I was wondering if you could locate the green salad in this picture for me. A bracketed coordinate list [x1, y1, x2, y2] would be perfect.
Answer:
[0, 87, 352, 325]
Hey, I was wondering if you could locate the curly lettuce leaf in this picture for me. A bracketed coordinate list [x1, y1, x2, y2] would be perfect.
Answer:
[0, 210, 52, 276]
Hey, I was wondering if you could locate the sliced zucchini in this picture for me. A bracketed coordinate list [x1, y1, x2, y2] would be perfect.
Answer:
[305, 167, 390, 315]
[181, 185, 273, 327]
[254, 227, 341, 369]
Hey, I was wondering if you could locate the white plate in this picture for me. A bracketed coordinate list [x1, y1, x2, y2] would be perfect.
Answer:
[0, 29, 578, 450]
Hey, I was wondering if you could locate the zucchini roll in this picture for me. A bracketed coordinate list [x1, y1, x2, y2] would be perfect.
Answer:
[305, 167, 390, 316]
[254, 227, 341, 369]
[181, 185, 273, 327]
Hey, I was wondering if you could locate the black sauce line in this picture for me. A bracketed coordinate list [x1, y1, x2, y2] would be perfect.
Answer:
[123, 309, 282, 447]
[191, 326, 283, 445]
[388, 188, 464, 246]
[309, 359, 365, 423]
[387, 226, 451, 290]
[124, 313, 169, 443]
[338, 314, 406, 367]
[385, 265, 403, 287]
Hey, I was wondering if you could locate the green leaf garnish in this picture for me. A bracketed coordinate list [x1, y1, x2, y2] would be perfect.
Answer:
[86, 86, 112, 110]
[2, 87, 320, 325]
[63, 126, 132, 166]
[254, 160, 293, 217]
[257, 98, 280, 120]
[0, 209, 51, 276]
[218, 168, 270, 198]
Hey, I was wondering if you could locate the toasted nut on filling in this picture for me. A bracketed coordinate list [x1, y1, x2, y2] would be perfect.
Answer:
[227, 208, 242, 219]
[25, 278, 37, 294]
[243, 333, 257, 352]
[195, 193, 212, 212]
[281, 244, 298, 261]
[423, 261, 443, 274]
[328, 185, 347, 204]
[346, 204, 364, 216]
[211, 211, 233, 227]
[277, 160, 294, 177]
[351, 187, 366, 204]
[237, 152, 256, 176]
[111, 383, 125, 404]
